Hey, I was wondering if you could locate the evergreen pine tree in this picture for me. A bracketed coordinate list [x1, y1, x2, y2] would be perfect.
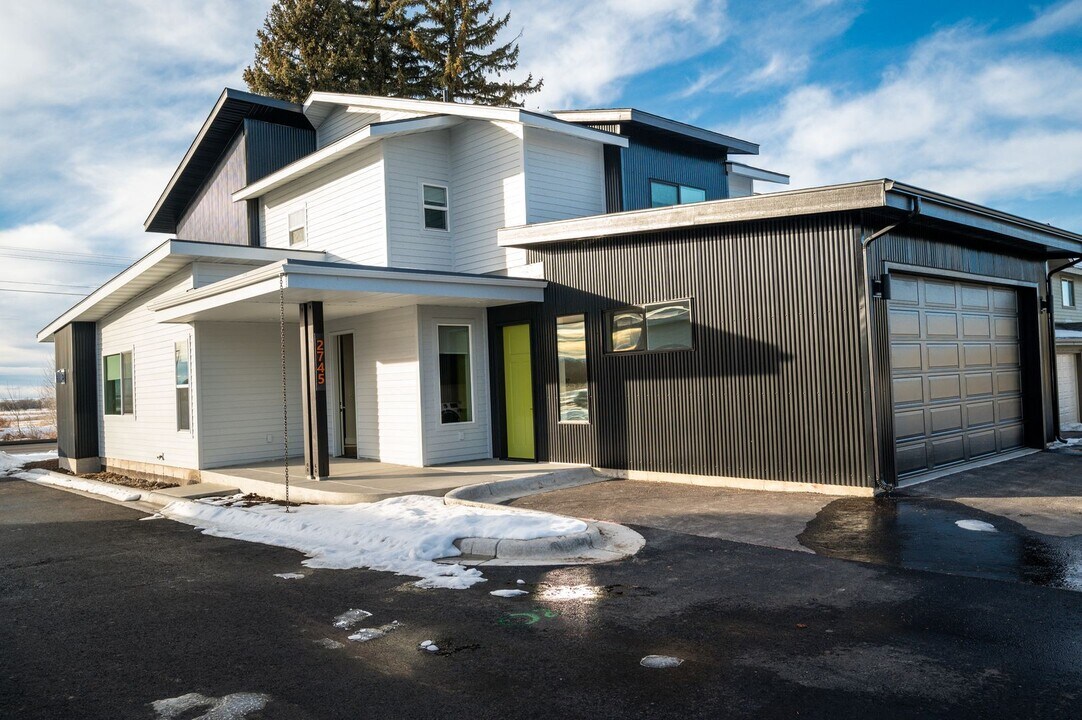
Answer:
[393, 0, 542, 106]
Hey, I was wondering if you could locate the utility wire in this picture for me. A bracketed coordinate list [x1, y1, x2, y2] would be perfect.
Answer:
[0, 288, 90, 297]
[0, 280, 98, 290]
[0, 244, 136, 262]
[0, 253, 129, 269]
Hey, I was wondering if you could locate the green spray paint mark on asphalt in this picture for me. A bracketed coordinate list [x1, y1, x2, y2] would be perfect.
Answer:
[497, 608, 561, 627]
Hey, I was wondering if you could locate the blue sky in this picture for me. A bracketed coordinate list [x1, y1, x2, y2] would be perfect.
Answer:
[2, 0, 1082, 392]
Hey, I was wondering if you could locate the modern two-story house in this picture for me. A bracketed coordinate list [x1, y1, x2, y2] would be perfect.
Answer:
[42, 88, 1080, 495]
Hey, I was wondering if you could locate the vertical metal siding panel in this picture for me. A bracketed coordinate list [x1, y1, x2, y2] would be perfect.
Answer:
[175, 132, 249, 245]
[533, 214, 870, 487]
[244, 119, 317, 184]
[621, 141, 727, 211]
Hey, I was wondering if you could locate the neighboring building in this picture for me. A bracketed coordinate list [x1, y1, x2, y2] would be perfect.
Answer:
[1053, 265, 1082, 429]
[41, 89, 1080, 494]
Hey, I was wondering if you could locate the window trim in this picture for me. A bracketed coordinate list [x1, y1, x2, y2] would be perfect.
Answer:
[649, 179, 707, 208]
[1063, 278, 1076, 308]
[421, 182, 450, 232]
[103, 349, 135, 417]
[556, 314, 590, 425]
[288, 205, 307, 246]
[436, 322, 475, 426]
[175, 339, 192, 433]
[604, 298, 695, 355]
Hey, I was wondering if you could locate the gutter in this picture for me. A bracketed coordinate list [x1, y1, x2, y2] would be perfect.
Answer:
[861, 195, 923, 494]
[1047, 257, 1082, 442]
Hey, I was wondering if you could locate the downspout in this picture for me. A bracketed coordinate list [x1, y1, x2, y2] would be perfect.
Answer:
[861, 194, 922, 494]
[1047, 257, 1082, 443]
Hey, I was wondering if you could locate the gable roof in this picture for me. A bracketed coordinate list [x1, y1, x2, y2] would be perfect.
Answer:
[145, 89, 312, 234]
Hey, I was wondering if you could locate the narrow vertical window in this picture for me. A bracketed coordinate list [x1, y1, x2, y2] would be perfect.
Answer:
[175, 340, 191, 431]
[422, 184, 449, 230]
[288, 207, 306, 245]
[438, 325, 471, 423]
[1063, 278, 1076, 308]
[557, 315, 589, 423]
[104, 351, 134, 415]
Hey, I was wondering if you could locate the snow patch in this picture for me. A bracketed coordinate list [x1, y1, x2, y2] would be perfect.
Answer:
[333, 608, 372, 629]
[159, 494, 586, 589]
[516, 579, 526, 585]
[21, 471, 141, 502]
[150, 691, 270, 719]
[140, 513, 165, 521]
[273, 572, 305, 580]
[956, 519, 998, 532]
[0, 450, 56, 474]
[348, 621, 400, 642]
[490, 589, 529, 597]
[640, 655, 684, 669]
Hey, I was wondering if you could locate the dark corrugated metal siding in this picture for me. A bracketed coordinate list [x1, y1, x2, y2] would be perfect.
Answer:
[244, 119, 316, 184]
[620, 141, 728, 211]
[176, 132, 249, 245]
[54, 322, 99, 461]
[517, 214, 874, 487]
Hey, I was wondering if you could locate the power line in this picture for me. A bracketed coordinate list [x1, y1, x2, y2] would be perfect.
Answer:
[0, 252, 129, 269]
[0, 287, 90, 297]
[0, 244, 136, 262]
[0, 280, 98, 290]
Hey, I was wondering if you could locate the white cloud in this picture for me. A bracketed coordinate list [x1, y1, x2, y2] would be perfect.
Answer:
[740, 9, 1082, 216]
[507, 0, 730, 108]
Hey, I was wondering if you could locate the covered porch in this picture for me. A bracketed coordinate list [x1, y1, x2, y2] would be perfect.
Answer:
[151, 258, 546, 481]
[199, 456, 593, 505]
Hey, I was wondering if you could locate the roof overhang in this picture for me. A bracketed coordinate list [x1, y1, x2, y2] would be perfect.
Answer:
[145, 89, 312, 234]
[497, 179, 1082, 259]
[36, 240, 326, 342]
[149, 259, 547, 324]
[726, 162, 790, 185]
[551, 108, 759, 155]
[232, 114, 465, 201]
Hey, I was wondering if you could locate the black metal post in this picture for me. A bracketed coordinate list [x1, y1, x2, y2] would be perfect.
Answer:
[299, 302, 330, 480]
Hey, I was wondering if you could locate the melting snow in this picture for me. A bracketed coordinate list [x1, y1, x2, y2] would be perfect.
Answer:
[0, 450, 56, 474]
[273, 572, 305, 580]
[150, 691, 270, 719]
[21, 471, 141, 502]
[640, 655, 684, 669]
[956, 519, 998, 532]
[348, 621, 400, 642]
[160, 494, 586, 589]
[333, 608, 373, 629]
[490, 589, 529, 597]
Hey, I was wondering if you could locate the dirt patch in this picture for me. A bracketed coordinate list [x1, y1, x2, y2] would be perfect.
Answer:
[213, 493, 302, 508]
[80, 471, 178, 491]
[21, 459, 71, 474]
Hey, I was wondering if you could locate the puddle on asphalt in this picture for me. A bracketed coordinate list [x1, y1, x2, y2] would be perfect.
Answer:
[798, 497, 1082, 591]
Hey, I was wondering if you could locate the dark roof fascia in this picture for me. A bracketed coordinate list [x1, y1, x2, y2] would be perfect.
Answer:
[553, 108, 759, 155]
[144, 88, 312, 234]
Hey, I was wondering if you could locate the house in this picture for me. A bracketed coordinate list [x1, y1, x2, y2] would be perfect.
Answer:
[42, 89, 785, 481]
[42, 89, 1080, 495]
[1053, 265, 1082, 429]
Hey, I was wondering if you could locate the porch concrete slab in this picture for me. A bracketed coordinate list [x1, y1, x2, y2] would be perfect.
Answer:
[152, 483, 240, 500]
[199, 457, 590, 505]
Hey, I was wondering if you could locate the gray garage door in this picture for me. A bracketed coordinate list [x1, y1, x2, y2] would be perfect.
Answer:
[888, 274, 1025, 478]
[1058, 352, 1080, 426]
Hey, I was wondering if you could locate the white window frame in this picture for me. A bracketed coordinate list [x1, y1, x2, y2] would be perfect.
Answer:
[421, 182, 450, 233]
[1063, 278, 1076, 308]
[102, 348, 135, 417]
[436, 323, 475, 426]
[175, 338, 192, 433]
[288, 205, 307, 246]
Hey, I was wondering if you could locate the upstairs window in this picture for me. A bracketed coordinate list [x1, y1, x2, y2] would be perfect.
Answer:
[175, 340, 191, 431]
[1063, 278, 1076, 308]
[288, 208, 307, 246]
[650, 180, 706, 208]
[606, 299, 693, 353]
[104, 351, 134, 415]
[423, 184, 449, 230]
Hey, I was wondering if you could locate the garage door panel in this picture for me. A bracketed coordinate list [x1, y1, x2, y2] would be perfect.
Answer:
[1057, 353, 1080, 425]
[889, 275, 1025, 479]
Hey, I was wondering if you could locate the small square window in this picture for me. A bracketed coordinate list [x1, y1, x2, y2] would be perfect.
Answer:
[288, 208, 306, 246]
[423, 184, 449, 231]
[1063, 278, 1076, 308]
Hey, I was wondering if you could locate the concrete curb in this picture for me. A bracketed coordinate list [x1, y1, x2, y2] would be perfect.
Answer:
[16, 468, 237, 509]
[444, 467, 645, 566]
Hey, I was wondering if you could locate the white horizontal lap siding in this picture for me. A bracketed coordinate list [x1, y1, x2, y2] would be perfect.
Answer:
[450, 120, 527, 274]
[191, 262, 260, 288]
[418, 306, 491, 465]
[326, 306, 422, 466]
[98, 268, 197, 469]
[317, 108, 379, 148]
[383, 132, 453, 270]
[195, 321, 303, 468]
[261, 142, 387, 265]
[524, 126, 605, 224]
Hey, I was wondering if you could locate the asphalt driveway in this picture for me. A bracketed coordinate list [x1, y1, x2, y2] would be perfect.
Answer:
[5, 471, 1082, 719]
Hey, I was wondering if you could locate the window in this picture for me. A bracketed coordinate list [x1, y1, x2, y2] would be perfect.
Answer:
[650, 180, 707, 208]
[438, 325, 472, 423]
[606, 300, 693, 353]
[1064, 278, 1076, 308]
[175, 341, 191, 431]
[104, 351, 133, 415]
[557, 315, 589, 423]
[288, 208, 306, 245]
[422, 184, 449, 230]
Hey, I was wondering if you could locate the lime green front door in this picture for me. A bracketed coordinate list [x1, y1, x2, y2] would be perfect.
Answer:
[503, 324, 535, 460]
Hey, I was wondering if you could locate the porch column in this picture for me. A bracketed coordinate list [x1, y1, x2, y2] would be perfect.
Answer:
[299, 301, 330, 480]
